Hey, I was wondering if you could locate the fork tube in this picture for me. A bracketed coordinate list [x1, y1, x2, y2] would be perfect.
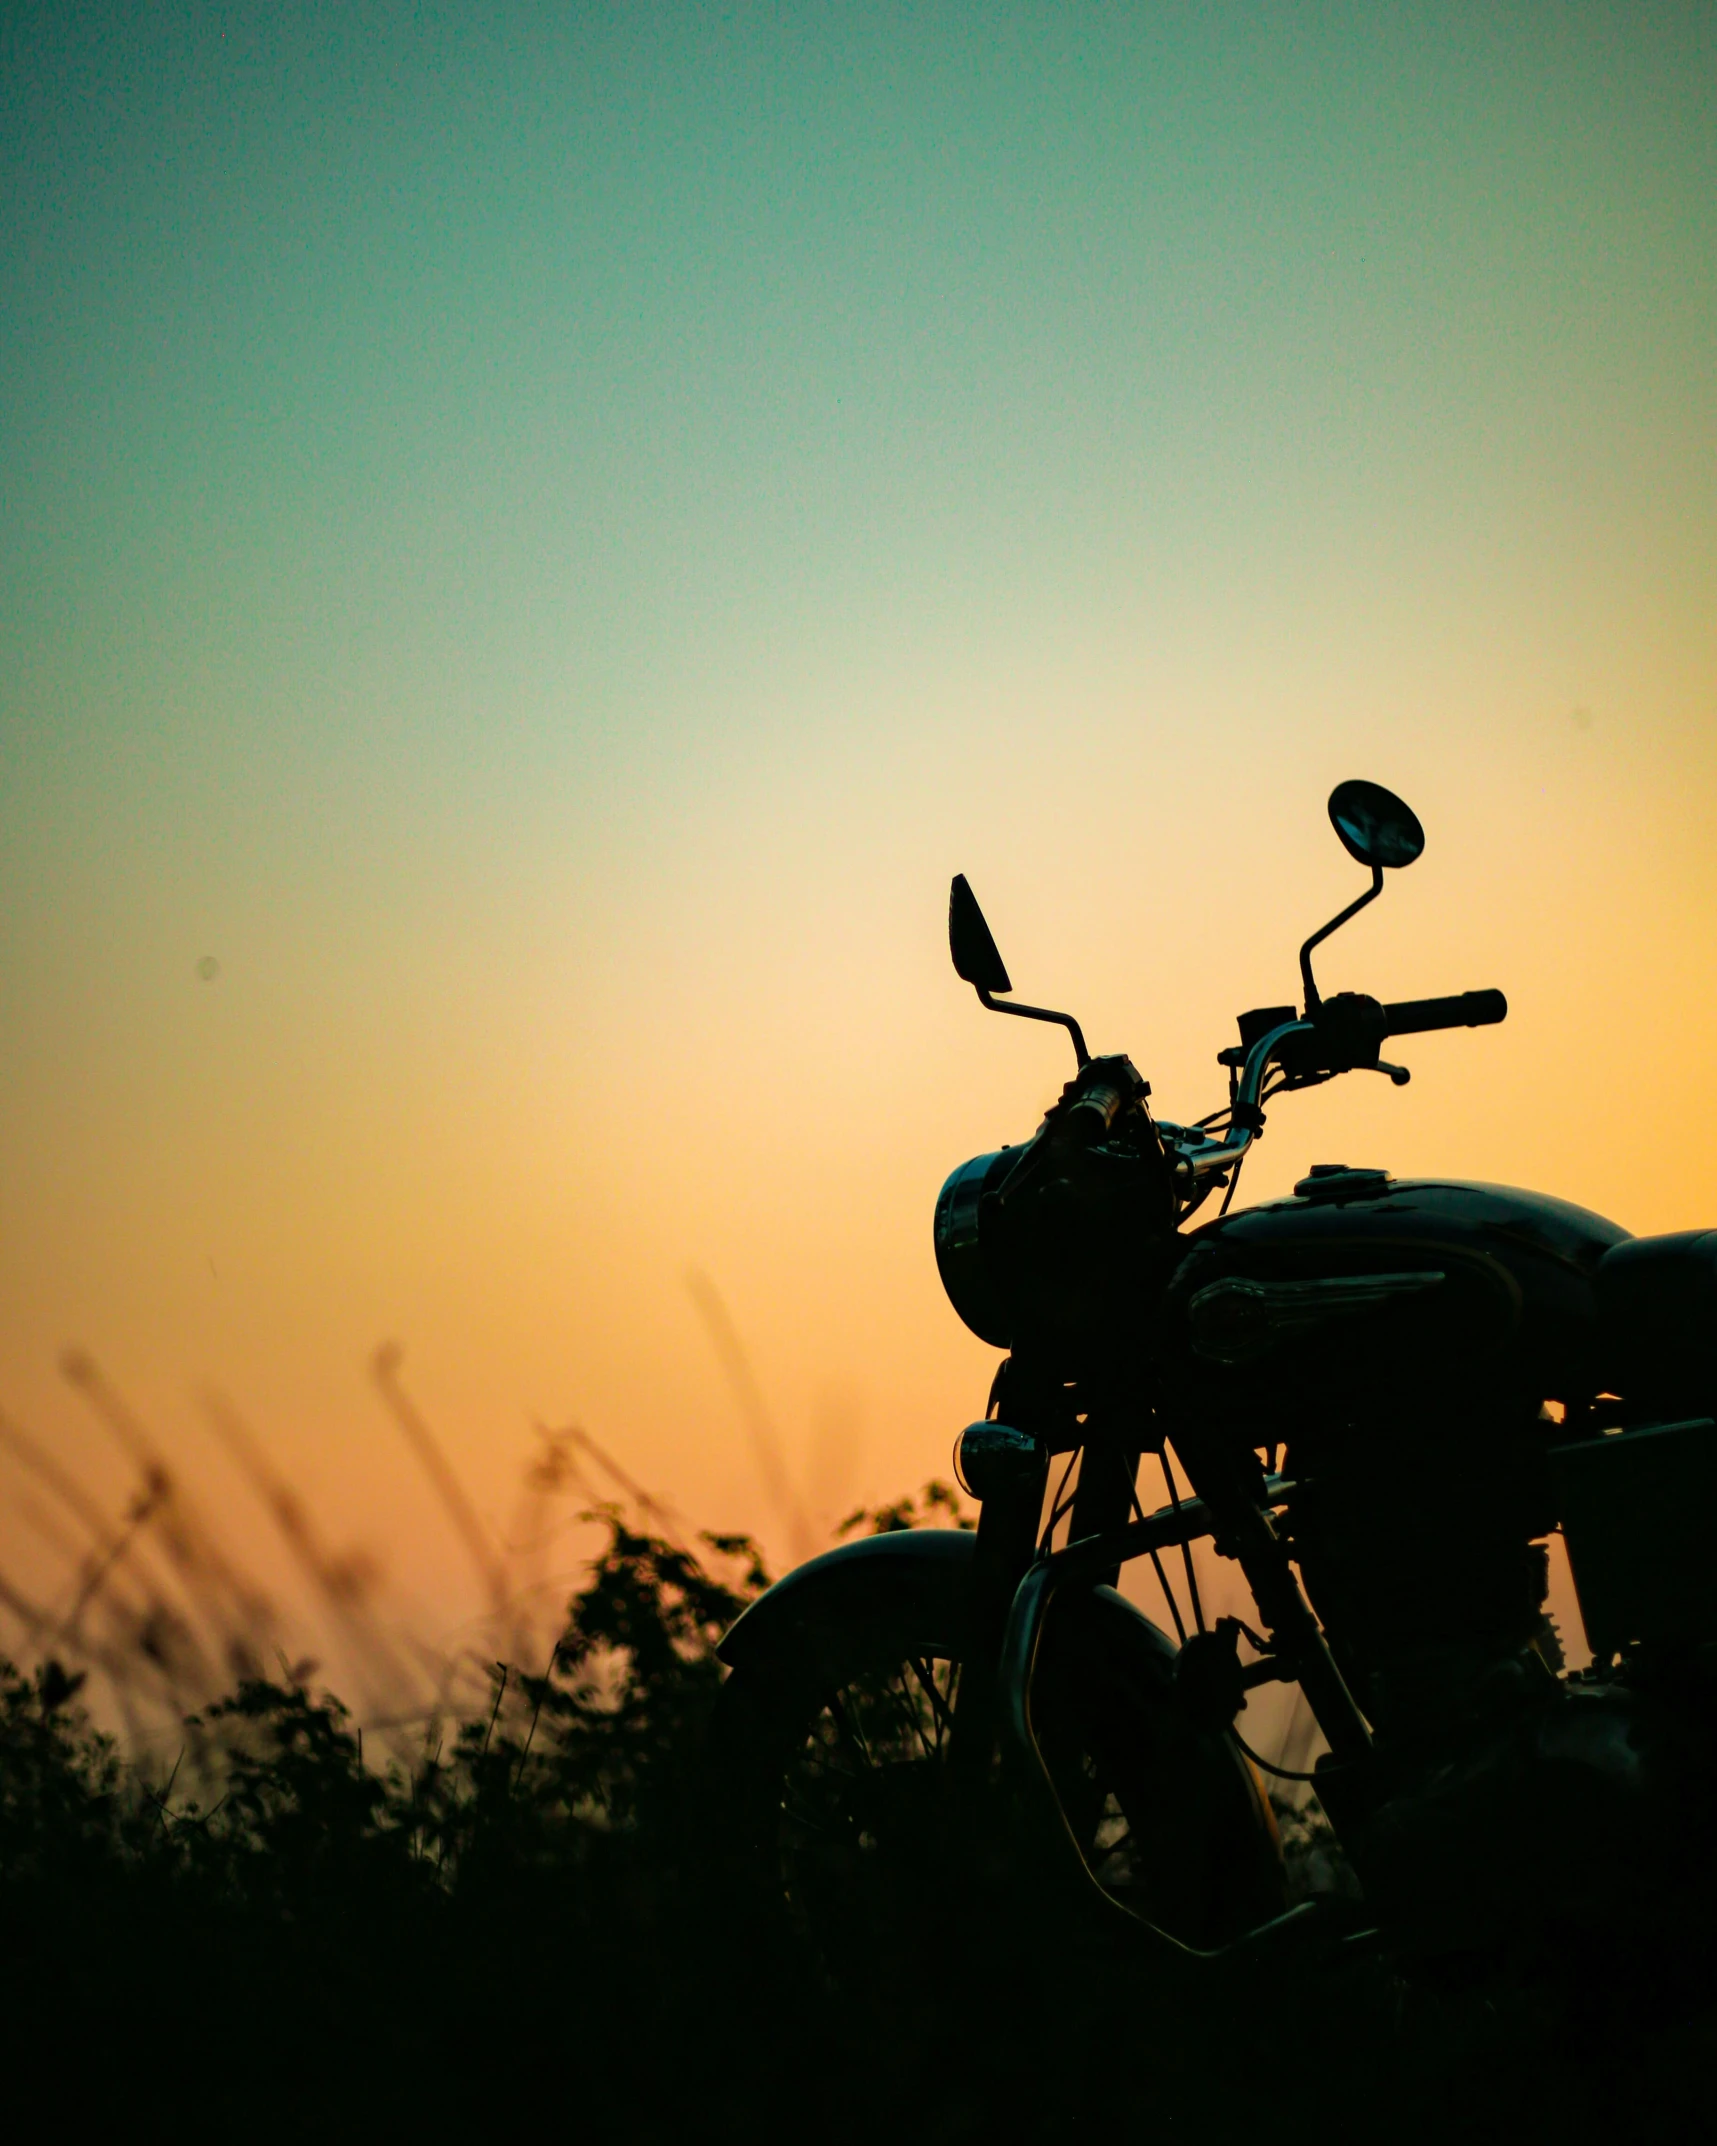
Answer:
[951, 1452, 1048, 1780]
[1067, 1438, 1140, 1588]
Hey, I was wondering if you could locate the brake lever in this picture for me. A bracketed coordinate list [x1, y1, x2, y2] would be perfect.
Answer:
[1367, 1059, 1411, 1087]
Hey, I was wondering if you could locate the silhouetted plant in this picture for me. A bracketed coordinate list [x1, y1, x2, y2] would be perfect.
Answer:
[0, 1508, 763, 1903]
[175, 1678, 424, 1916]
[839, 1478, 974, 1537]
[520, 1508, 770, 1832]
[0, 1488, 1698, 2142]
[0, 1657, 135, 1880]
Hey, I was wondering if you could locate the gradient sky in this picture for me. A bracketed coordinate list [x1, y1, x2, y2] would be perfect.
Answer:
[3, 5, 1714, 1658]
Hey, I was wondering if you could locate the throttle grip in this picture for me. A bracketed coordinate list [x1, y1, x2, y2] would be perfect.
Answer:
[1382, 989, 1507, 1036]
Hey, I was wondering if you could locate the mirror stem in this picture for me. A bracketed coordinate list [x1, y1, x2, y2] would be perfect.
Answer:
[1298, 866, 1383, 1012]
[975, 988, 1090, 1068]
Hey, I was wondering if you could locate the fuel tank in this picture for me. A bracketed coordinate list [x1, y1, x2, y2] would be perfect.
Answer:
[1156, 1170, 1632, 1428]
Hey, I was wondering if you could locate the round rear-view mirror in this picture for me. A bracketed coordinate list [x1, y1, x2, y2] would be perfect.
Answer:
[1328, 779, 1425, 871]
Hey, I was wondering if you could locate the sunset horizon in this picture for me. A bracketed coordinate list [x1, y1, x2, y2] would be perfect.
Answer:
[5, 1, 1713, 1708]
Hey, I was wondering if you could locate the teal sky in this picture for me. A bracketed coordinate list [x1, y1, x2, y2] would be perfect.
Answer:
[3, 6, 1715, 1605]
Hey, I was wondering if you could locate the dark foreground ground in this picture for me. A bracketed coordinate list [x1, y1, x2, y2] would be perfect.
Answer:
[3, 1516, 1712, 2142]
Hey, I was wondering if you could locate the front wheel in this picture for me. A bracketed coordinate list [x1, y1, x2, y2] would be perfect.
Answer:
[710, 1562, 1283, 1988]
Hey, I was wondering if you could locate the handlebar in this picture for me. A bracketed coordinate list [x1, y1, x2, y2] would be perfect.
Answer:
[1382, 989, 1507, 1036]
[1178, 1014, 1311, 1180]
[1172, 986, 1508, 1190]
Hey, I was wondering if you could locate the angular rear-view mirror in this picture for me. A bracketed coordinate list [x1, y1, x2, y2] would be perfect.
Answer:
[948, 875, 1012, 994]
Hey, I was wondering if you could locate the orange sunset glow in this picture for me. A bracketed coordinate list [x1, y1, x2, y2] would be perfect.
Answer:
[4, 8, 1714, 1729]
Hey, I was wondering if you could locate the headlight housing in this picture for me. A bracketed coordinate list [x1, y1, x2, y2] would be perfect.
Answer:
[933, 1124, 1178, 1359]
[932, 1148, 1019, 1348]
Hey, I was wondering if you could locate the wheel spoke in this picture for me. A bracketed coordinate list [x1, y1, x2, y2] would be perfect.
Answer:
[905, 1656, 956, 1747]
[825, 1687, 876, 1771]
[738, 1620, 1263, 1969]
[869, 1666, 938, 1760]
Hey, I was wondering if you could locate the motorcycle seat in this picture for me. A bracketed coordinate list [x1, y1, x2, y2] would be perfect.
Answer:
[1595, 1229, 1717, 1418]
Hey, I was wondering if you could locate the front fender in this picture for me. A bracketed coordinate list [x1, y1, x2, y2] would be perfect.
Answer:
[717, 1526, 1188, 1693]
[717, 1527, 979, 1676]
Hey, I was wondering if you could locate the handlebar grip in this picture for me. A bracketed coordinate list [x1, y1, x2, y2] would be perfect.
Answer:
[1382, 989, 1508, 1036]
[1048, 1053, 1148, 1148]
[1060, 1076, 1131, 1146]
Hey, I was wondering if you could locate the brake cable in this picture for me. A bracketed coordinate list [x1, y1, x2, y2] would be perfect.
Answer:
[1161, 1447, 1207, 1637]
[1229, 1726, 1323, 1785]
[1126, 1471, 1189, 1646]
[1132, 1431, 1325, 1784]
[1217, 1153, 1247, 1217]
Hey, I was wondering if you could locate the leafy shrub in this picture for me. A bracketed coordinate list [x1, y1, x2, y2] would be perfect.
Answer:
[0, 1493, 1706, 2141]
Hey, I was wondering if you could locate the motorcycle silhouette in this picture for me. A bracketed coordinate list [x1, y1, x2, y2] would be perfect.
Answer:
[711, 781, 1717, 1987]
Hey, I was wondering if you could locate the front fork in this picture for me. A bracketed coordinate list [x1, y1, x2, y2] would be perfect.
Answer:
[949, 1425, 1050, 1787]
[950, 1405, 1374, 1775]
[948, 1423, 1142, 1780]
[954, 1412, 1375, 1958]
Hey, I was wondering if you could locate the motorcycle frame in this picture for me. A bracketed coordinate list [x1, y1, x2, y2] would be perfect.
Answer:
[920, 849, 1514, 1961]
[970, 1407, 1377, 1964]
[943, 1010, 1401, 1959]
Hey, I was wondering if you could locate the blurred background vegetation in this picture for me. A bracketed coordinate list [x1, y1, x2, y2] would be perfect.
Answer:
[1, 1376, 1712, 2139]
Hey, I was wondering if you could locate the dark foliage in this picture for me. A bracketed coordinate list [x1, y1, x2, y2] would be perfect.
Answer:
[0, 1504, 1711, 2141]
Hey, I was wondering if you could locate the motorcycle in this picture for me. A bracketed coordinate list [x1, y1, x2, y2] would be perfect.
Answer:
[710, 780, 1717, 1990]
